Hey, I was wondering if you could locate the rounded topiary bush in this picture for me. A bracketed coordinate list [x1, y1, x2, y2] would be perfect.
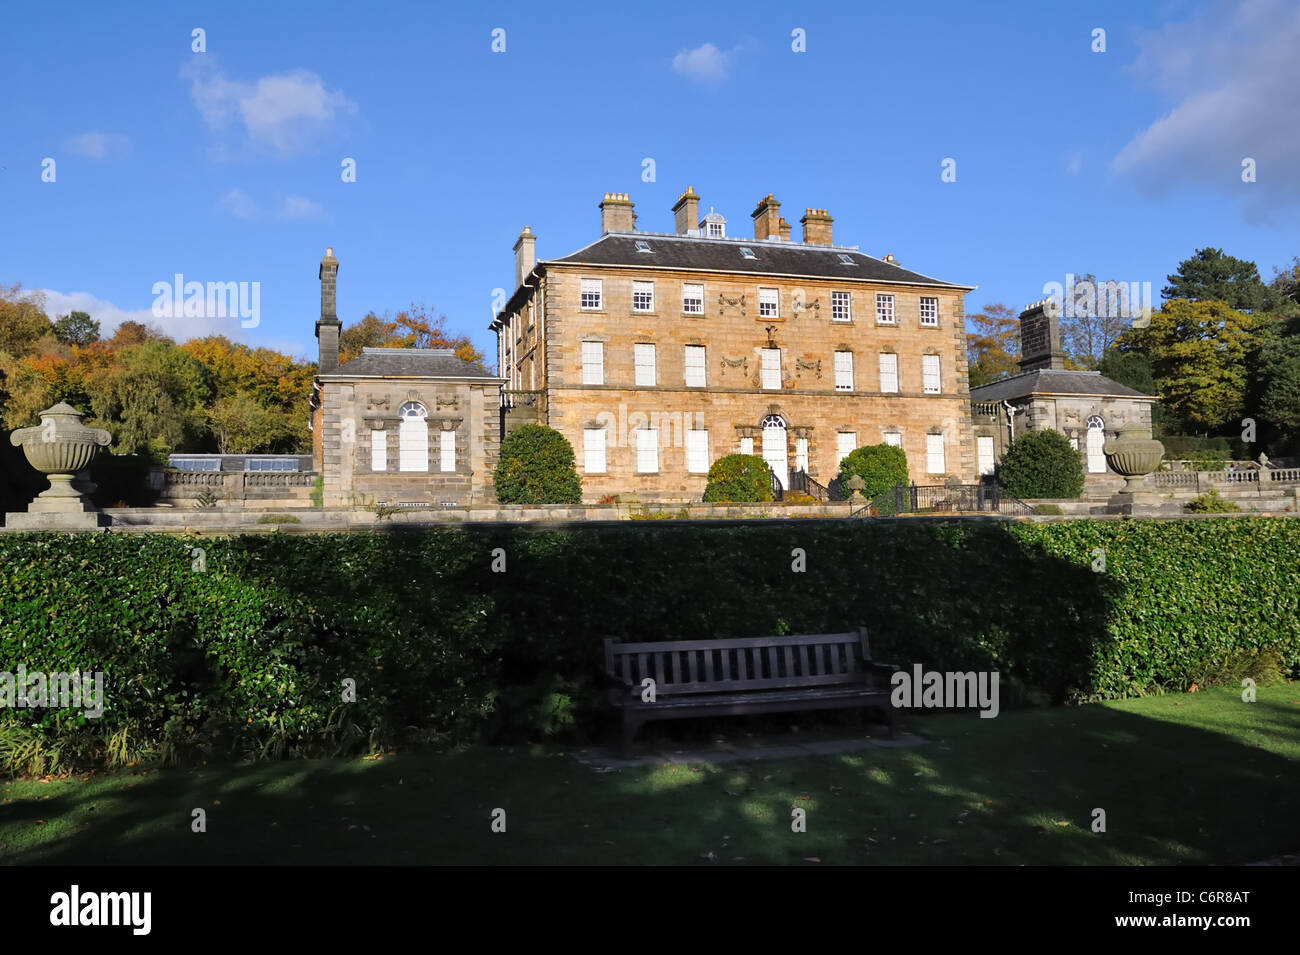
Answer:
[493, 424, 582, 504]
[703, 454, 773, 502]
[838, 444, 909, 500]
[996, 429, 1085, 499]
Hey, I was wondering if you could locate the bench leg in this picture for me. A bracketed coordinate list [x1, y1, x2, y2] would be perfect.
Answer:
[881, 705, 897, 740]
[621, 716, 638, 759]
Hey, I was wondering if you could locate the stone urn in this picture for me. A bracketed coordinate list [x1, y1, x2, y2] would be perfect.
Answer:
[7, 402, 112, 529]
[1102, 422, 1165, 492]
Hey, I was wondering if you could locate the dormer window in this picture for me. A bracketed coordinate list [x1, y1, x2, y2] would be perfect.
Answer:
[635, 240, 652, 253]
[739, 247, 757, 260]
[838, 253, 855, 265]
[702, 209, 727, 237]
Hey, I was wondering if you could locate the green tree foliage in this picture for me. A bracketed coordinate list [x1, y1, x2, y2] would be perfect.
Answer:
[208, 392, 295, 454]
[703, 453, 773, 502]
[87, 342, 213, 460]
[1162, 248, 1274, 311]
[52, 310, 100, 347]
[1119, 300, 1263, 433]
[1097, 347, 1156, 395]
[837, 444, 909, 499]
[996, 429, 1084, 499]
[966, 303, 1020, 386]
[493, 424, 581, 504]
[1254, 316, 1300, 448]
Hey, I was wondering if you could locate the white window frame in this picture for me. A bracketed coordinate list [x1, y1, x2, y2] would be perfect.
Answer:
[684, 345, 706, 387]
[370, 429, 387, 471]
[682, 283, 704, 315]
[581, 340, 604, 385]
[580, 278, 602, 310]
[876, 293, 896, 325]
[920, 296, 939, 327]
[837, 432, 857, 468]
[795, 437, 809, 473]
[926, 433, 946, 474]
[831, 291, 852, 323]
[758, 287, 779, 318]
[636, 428, 659, 473]
[583, 428, 607, 474]
[883, 432, 902, 448]
[686, 429, 709, 474]
[739, 436, 754, 455]
[834, 351, 854, 392]
[439, 430, 456, 472]
[878, 352, 898, 393]
[633, 280, 655, 313]
[760, 347, 781, 390]
[922, 354, 941, 394]
[634, 343, 657, 387]
[398, 402, 429, 473]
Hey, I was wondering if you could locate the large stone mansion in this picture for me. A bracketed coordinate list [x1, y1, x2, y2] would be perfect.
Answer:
[491, 187, 980, 501]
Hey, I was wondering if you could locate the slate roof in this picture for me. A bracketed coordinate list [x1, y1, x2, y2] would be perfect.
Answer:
[548, 233, 971, 288]
[970, 369, 1156, 402]
[322, 347, 499, 380]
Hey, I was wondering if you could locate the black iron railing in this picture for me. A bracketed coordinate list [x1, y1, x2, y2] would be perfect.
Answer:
[788, 468, 846, 502]
[854, 483, 1036, 517]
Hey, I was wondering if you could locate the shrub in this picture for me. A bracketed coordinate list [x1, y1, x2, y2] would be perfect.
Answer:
[996, 430, 1085, 499]
[310, 474, 324, 507]
[1035, 504, 1064, 515]
[493, 424, 581, 505]
[838, 444, 909, 500]
[3, 519, 1299, 772]
[1185, 488, 1241, 513]
[703, 454, 773, 502]
[255, 513, 302, 524]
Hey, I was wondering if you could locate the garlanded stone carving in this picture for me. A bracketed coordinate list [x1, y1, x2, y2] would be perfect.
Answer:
[718, 292, 746, 316]
[366, 395, 391, 411]
[720, 356, 749, 376]
[796, 357, 822, 379]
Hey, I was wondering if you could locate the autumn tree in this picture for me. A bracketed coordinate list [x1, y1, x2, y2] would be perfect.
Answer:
[965, 303, 1020, 387]
[339, 304, 487, 366]
[1118, 300, 1263, 434]
[87, 342, 212, 460]
[0, 284, 54, 358]
[108, 320, 169, 349]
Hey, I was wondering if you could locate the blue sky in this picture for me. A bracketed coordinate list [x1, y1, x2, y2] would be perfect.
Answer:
[3, 0, 1297, 365]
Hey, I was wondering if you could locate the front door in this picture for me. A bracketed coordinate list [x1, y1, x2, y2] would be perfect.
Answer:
[761, 415, 788, 489]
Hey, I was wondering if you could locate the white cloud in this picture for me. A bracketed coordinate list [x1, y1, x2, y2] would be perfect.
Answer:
[672, 42, 737, 83]
[1065, 153, 1083, 175]
[37, 290, 256, 344]
[64, 132, 129, 159]
[1110, 0, 1300, 216]
[183, 59, 357, 156]
[218, 187, 260, 220]
[279, 195, 323, 220]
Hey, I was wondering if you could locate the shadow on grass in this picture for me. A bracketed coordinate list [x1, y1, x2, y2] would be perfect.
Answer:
[4, 687, 1296, 866]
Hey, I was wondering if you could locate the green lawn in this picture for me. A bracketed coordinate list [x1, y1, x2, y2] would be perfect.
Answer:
[3, 685, 1298, 865]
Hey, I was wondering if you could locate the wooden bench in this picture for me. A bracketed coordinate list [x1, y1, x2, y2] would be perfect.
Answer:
[603, 627, 898, 756]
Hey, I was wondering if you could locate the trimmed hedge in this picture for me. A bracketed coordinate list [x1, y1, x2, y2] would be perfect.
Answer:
[703, 454, 773, 502]
[1, 519, 1298, 772]
[838, 444, 909, 500]
[493, 425, 582, 504]
[997, 429, 1085, 499]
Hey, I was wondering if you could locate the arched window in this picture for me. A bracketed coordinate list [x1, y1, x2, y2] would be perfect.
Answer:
[761, 415, 788, 489]
[398, 402, 429, 472]
[1085, 416, 1106, 474]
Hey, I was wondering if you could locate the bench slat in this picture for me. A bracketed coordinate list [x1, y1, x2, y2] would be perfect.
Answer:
[687, 649, 699, 683]
[783, 645, 793, 680]
[798, 645, 810, 677]
[671, 650, 682, 686]
[701, 648, 713, 683]
[611, 633, 859, 654]
[654, 652, 665, 684]
[644, 672, 866, 694]
[767, 646, 777, 680]
[721, 647, 732, 681]
[736, 646, 747, 681]
[620, 653, 631, 685]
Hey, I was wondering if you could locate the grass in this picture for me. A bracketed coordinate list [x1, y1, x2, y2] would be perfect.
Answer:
[2, 685, 1297, 865]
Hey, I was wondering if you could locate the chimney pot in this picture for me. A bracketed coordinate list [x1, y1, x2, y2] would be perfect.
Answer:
[672, 186, 701, 236]
[800, 208, 834, 245]
[751, 194, 782, 241]
[599, 191, 636, 233]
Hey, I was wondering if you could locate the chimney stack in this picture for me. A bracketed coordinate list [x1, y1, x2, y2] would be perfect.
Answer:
[1017, 298, 1068, 372]
[751, 194, 781, 241]
[513, 226, 536, 289]
[316, 247, 341, 373]
[778, 217, 791, 242]
[672, 186, 700, 236]
[599, 192, 636, 233]
[801, 208, 833, 245]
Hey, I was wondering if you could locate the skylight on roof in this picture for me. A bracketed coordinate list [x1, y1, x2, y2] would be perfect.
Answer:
[838, 253, 855, 265]
[635, 240, 652, 253]
[739, 247, 757, 260]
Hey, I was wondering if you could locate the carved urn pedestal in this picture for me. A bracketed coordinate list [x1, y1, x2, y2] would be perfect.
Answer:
[1101, 422, 1167, 515]
[6, 403, 113, 530]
